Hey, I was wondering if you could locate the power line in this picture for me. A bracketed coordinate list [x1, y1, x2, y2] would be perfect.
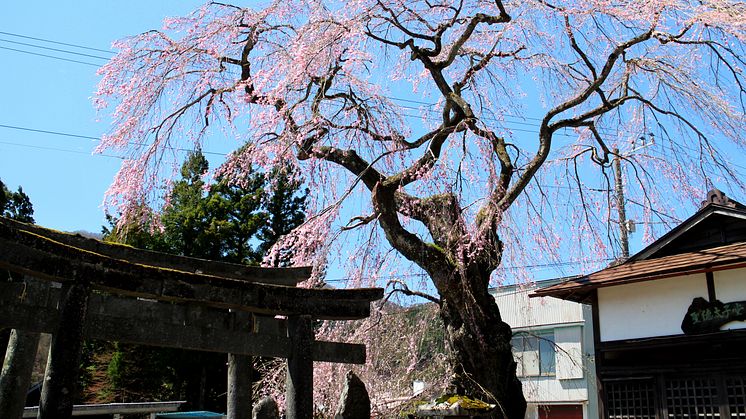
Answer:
[0, 32, 654, 143]
[0, 32, 687, 150]
[0, 123, 100, 141]
[0, 123, 226, 157]
[0, 46, 100, 67]
[330, 87, 548, 124]
[0, 31, 546, 127]
[0, 139, 123, 159]
[3, 122, 735, 219]
[1, 122, 681, 226]
[652, 139, 746, 174]
[7, 32, 740, 190]
[1, 121, 729, 224]
[0, 38, 110, 60]
[0, 37, 580, 141]
[324, 258, 613, 284]
[399, 111, 579, 139]
[0, 116, 574, 159]
[2, 31, 729, 157]
[0, 31, 115, 54]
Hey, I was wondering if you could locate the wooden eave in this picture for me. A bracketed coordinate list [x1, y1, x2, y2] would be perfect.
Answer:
[630, 203, 746, 262]
[0, 216, 383, 320]
[597, 328, 746, 352]
[532, 241, 746, 302]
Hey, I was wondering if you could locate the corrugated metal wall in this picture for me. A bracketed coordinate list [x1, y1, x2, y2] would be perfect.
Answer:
[494, 285, 584, 329]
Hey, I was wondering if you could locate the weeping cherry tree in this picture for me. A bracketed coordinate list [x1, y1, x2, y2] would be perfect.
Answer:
[94, 0, 746, 417]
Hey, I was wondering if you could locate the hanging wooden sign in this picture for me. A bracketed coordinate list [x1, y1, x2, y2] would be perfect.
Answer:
[681, 297, 746, 334]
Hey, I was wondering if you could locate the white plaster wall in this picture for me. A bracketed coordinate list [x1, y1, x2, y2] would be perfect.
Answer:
[597, 274, 708, 341]
[714, 267, 746, 301]
[714, 268, 746, 330]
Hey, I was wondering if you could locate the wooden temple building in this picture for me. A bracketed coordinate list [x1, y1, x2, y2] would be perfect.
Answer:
[535, 189, 746, 419]
[0, 216, 383, 419]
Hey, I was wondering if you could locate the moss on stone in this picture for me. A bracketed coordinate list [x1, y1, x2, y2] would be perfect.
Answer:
[433, 394, 495, 411]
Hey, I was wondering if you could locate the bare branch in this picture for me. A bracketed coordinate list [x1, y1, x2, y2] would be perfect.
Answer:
[386, 279, 442, 305]
[342, 214, 378, 231]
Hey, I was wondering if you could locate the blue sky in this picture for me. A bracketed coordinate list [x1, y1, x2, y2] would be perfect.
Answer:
[0, 1, 211, 233]
[0, 1, 671, 280]
[4, 1, 742, 286]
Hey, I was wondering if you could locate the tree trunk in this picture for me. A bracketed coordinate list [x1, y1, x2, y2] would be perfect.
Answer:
[227, 353, 252, 419]
[371, 184, 525, 418]
[0, 330, 41, 419]
[437, 271, 526, 419]
[39, 280, 91, 419]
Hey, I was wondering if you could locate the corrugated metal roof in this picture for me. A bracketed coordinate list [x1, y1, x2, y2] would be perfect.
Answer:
[532, 241, 746, 302]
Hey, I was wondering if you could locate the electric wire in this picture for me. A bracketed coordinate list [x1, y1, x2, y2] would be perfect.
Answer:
[0, 122, 705, 225]
[0, 31, 673, 153]
[0, 38, 111, 60]
[323, 258, 614, 284]
[2, 30, 728, 158]
[0, 31, 659, 143]
[2, 32, 727, 303]
[2, 35, 729, 217]
[0, 42, 582, 140]
[0, 124, 227, 157]
[0, 139, 123, 159]
[0, 124, 100, 141]
[0, 31, 115, 54]
[0, 46, 100, 67]
[0, 121, 707, 224]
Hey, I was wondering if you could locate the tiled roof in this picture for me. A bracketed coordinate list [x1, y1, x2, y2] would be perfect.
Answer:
[532, 241, 746, 302]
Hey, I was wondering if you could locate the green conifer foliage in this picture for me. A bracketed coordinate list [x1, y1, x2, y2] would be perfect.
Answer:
[91, 152, 307, 410]
[0, 179, 34, 223]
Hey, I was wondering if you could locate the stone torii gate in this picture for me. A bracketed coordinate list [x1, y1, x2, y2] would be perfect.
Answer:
[0, 216, 383, 419]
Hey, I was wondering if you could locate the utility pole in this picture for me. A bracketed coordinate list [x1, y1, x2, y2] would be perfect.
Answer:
[612, 134, 653, 261]
[613, 147, 630, 260]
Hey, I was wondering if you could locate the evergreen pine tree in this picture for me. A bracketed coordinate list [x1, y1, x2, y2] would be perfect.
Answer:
[0, 179, 34, 223]
[91, 152, 307, 410]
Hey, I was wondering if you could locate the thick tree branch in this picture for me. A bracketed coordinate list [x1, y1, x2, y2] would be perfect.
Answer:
[372, 182, 454, 294]
[307, 146, 384, 191]
[435, 11, 510, 69]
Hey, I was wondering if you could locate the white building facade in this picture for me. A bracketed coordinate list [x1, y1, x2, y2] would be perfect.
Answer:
[493, 280, 598, 419]
[535, 190, 746, 419]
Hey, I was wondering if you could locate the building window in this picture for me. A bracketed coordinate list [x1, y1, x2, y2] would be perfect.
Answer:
[605, 379, 657, 419]
[512, 330, 556, 377]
